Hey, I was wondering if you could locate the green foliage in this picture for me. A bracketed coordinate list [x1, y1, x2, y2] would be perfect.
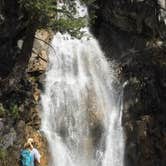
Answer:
[19, 0, 57, 26]
[19, 0, 57, 16]
[0, 100, 21, 119]
[54, 17, 87, 38]
[0, 148, 7, 160]
[0, 103, 5, 117]
[29, 76, 38, 83]
[18, 0, 89, 37]
[81, 0, 98, 25]
[9, 104, 19, 119]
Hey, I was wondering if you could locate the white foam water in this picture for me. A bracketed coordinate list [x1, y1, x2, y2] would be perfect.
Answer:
[41, 1, 125, 166]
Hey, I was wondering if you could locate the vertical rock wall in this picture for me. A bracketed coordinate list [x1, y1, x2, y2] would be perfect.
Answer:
[0, 29, 53, 166]
[88, 0, 166, 166]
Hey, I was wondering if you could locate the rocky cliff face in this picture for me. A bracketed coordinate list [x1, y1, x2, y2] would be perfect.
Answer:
[89, 0, 166, 166]
[0, 0, 53, 165]
[0, 28, 52, 165]
[0, 0, 166, 166]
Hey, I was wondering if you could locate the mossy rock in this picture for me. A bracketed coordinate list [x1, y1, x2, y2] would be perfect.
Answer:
[0, 148, 7, 165]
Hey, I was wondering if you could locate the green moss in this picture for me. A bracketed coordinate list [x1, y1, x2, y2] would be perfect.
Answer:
[0, 148, 7, 160]
[10, 104, 19, 119]
[0, 103, 5, 117]
[54, 17, 87, 38]
[29, 76, 38, 82]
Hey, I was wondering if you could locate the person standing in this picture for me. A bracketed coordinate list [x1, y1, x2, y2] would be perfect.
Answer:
[27, 138, 41, 166]
[20, 142, 33, 166]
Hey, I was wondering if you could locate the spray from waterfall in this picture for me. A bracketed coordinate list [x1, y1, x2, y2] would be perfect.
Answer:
[41, 1, 125, 166]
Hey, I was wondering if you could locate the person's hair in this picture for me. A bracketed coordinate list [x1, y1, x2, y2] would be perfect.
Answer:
[28, 138, 35, 146]
[24, 142, 31, 149]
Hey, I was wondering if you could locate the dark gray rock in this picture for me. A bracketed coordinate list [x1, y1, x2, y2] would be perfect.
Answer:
[0, 128, 16, 149]
[89, 0, 166, 166]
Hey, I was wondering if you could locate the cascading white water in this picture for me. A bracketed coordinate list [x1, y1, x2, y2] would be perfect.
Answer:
[41, 1, 125, 166]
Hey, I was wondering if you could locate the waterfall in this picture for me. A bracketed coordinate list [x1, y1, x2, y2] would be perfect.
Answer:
[41, 1, 125, 166]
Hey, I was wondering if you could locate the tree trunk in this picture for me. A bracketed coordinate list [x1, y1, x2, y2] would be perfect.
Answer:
[0, 22, 37, 95]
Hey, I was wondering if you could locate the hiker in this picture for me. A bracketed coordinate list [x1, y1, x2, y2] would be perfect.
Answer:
[27, 138, 41, 166]
[20, 142, 33, 166]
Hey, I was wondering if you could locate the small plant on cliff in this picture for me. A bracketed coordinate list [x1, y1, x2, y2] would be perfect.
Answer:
[0, 148, 7, 164]
[9, 104, 19, 119]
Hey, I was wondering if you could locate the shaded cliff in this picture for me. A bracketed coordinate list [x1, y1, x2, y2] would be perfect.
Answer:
[0, 0, 38, 97]
[0, 1, 52, 164]
[88, 0, 166, 166]
[0, 28, 52, 165]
